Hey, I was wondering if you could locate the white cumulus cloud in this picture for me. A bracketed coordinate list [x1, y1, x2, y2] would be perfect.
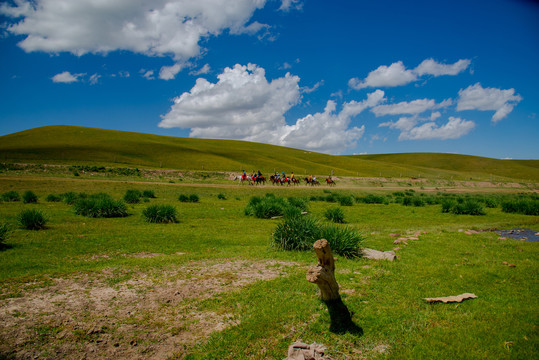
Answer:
[457, 83, 522, 122]
[349, 61, 417, 90]
[160, 64, 383, 154]
[1, 0, 268, 65]
[159, 63, 185, 80]
[414, 58, 471, 76]
[51, 71, 84, 83]
[380, 116, 475, 140]
[349, 58, 471, 90]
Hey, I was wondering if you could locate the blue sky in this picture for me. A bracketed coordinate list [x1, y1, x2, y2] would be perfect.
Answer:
[1, 0, 538, 159]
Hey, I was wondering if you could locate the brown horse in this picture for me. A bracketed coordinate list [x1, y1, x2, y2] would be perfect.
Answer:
[326, 178, 336, 186]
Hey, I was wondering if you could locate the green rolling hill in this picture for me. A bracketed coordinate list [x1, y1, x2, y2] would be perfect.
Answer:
[0, 125, 538, 181]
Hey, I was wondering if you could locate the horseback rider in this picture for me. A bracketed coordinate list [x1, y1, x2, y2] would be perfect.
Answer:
[242, 170, 246, 180]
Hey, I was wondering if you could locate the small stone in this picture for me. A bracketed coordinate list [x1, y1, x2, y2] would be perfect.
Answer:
[393, 247, 401, 251]
[389, 233, 401, 237]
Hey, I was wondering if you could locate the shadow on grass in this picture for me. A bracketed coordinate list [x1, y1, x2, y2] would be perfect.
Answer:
[0, 243, 16, 251]
[325, 299, 364, 336]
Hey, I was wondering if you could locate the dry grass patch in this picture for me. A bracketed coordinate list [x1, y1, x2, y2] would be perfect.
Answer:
[0, 259, 297, 359]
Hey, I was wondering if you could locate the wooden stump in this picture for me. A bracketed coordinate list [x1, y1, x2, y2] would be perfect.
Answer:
[306, 239, 359, 333]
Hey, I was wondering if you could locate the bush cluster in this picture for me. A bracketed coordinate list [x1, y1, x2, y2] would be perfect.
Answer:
[324, 207, 345, 223]
[2, 191, 20, 202]
[0, 223, 11, 245]
[18, 209, 47, 230]
[142, 205, 178, 223]
[74, 193, 128, 218]
[244, 194, 309, 219]
[442, 199, 486, 215]
[179, 194, 200, 202]
[23, 191, 38, 204]
[46, 194, 62, 202]
[272, 213, 363, 258]
[124, 189, 142, 204]
[501, 199, 539, 216]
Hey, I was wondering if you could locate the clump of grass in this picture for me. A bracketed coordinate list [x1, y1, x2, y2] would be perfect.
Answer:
[123, 189, 142, 204]
[320, 224, 364, 259]
[272, 213, 363, 258]
[61, 192, 78, 205]
[218, 193, 227, 200]
[272, 214, 321, 251]
[501, 199, 539, 216]
[2, 191, 20, 202]
[0, 223, 11, 245]
[358, 194, 386, 204]
[74, 193, 128, 218]
[45, 194, 62, 202]
[338, 195, 354, 206]
[142, 204, 178, 223]
[179, 194, 200, 203]
[324, 207, 346, 223]
[18, 209, 47, 230]
[245, 195, 308, 219]
[142, 190, 156, 198]
[22, 191, 38, 204]
[444, 199, 486, 215]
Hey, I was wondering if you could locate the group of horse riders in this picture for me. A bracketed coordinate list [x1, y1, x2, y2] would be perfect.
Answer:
[240, 170, 332, 186]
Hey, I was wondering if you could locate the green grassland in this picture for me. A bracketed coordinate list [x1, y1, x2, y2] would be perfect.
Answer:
[0, 126, 538, 359]
[0, 171, 538, 359]
[1, 125, 539, 182]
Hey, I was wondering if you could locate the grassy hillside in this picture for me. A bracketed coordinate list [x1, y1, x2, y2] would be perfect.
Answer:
[1, 125, 538, 181]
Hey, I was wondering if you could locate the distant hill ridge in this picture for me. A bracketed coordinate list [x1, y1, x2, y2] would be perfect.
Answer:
[0, 125, 538, 181]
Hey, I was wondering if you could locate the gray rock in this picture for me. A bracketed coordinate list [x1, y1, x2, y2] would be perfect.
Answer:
[361, 248, 396, 261]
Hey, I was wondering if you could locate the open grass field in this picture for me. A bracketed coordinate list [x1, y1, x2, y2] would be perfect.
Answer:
[2, 125, 539, 182]
[0, 168, 538, 359]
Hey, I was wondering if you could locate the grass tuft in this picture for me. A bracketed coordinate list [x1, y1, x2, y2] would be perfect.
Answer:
[142, 204, 178, 223]
[2, 191, 20, 202]
[18, 209, 47, 230]
[324, 207, 346, 223]
[22, 191, 38, 204]
[74, 193, 128, 218]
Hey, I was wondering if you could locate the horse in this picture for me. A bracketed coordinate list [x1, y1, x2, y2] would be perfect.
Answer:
[304, 177, 320, 186]
[253, 175, 266, 185]
[326, 178, 336, 186]
[290, 177, 300, 186]
[235, 175, 253, 185]
[270, 175, 281, 185]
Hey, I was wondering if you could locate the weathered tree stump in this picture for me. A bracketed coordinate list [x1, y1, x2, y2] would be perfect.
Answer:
[306, 239, 360, 333]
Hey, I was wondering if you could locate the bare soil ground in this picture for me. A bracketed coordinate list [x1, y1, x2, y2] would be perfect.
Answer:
[0, 258, 297, 359]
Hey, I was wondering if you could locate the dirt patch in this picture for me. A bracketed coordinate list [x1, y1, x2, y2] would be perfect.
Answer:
[0, 259, 297, 359]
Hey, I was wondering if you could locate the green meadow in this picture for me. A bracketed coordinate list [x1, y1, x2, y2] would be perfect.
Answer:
[0, 126, 538, 359]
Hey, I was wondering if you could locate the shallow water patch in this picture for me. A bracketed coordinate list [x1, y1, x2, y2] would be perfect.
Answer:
[494, 228, 539, 242]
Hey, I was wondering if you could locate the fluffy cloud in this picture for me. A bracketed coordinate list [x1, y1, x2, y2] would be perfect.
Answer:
[1, 0, 267, 63]
[279, 0, 303, 12]
[349, 58, 471, 90]
[51, 71, 84, 83]
[189, 64, 211, 76]
[159, 63, 301, 141]
[457, 83, 522, 122]
[159, 63, 185, 80]
[349, 61, 417, 90]
[160, 64, 383, 153]
[414, 58, 471, 76]
[372, 99, 436, 116]
[380, 116, 475, 140]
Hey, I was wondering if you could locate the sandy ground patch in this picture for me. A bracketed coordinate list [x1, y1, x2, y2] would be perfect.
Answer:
[0, 259, 297, 359]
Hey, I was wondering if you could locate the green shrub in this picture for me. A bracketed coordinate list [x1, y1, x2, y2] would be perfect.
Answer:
[441, 199, 456, 213]
[325, 194, 338, 203]
[412, 197, 425, 207]
[46, 194, 62, 202]
[360, 194, 386, 204]
[218, 193, 227, 200]
[451, 200, 486, 215]
[2, 191, 20, 202]
[287, 197, 309, 212]
[18, 209, 47, 230]
[272, 215, 321, 251]
[402, 197, 412, 206]
[178, 194, 189, 202]
[320, 225, 364, 258]
[0, 223, 11, 245]
[142, 190, 156, 198]
[338, 195, 354, 206]
[189, 194, 200, 203]
[245, 195, 308, 219]
[142, 205, 178, 223]
[62, 192, 78, 205]
[324, 207, 345, 223]
[124, 189, 142, 204]
[501, 199, 539, 216]
[74, 193, 128, 218]
[22, 191, 38, 204]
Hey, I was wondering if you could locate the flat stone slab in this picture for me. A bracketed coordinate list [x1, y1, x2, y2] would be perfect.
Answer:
[361, 248, 396, 261]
